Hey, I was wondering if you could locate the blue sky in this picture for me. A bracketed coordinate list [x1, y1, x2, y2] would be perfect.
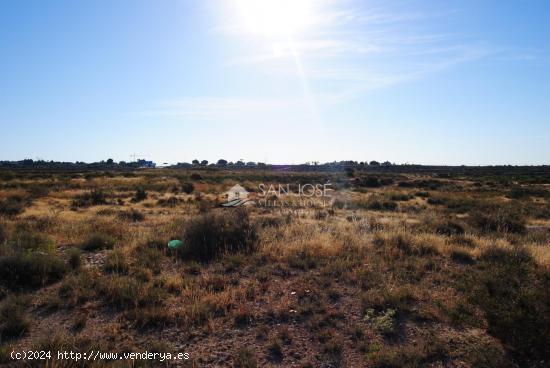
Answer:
[1, 0, 549, 165]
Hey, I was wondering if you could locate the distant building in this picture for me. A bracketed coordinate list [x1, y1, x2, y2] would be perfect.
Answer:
[137, 159, 156, 168]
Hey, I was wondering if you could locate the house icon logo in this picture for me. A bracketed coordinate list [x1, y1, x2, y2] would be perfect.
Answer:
[222, 184, 252, 207]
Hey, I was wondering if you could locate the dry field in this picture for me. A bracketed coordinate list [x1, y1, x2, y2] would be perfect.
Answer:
[0, 168, 549, 367]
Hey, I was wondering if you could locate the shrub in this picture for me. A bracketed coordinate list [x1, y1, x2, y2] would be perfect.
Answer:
[427, 197, 445, 205]
[59, 272, 97, 306]
[67, 247, 82, 270]
[470, 209, 526, 234]
[461, 245, 550, 365]
[97, 275, 165, 309]
[103, 249, 129, 274]
[435, 221, 465, 236]
[180, 209, 258, 262]
[0, 296, 29, 340]
[0, 252, 66, 290]
[365, 308, 397, 336]
[0, 196, 26, 216]
[234, 347, 257, 368]
[135, 246, 164, 274]
[72, 190, 107, 207]
[9, 229, 53, 252]
[450, 249, 474, 264]
[267, 338, 283, 361]
[389, 193, 412, 201]
[132, 188, 147, 202]
[117, 209, 145, 222]
[157, 196, 179, 207]
[0, 223, 6, 244]
[181, 182, 195, 194]
[79, 233, 115, 252]
[360, 177, 380, 188]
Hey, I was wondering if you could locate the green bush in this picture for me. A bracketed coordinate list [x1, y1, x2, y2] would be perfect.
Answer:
[180, 209, 258, 262]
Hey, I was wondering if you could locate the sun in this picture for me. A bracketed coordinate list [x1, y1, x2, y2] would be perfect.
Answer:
[236, 0, 314, 38]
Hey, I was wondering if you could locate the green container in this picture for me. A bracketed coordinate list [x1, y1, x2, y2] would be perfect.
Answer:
[167, 239, 183, 250]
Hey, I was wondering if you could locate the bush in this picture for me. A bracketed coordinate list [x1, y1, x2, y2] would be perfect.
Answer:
[67, 247, 82, 270]
[470, 209, 526, 234]
[435, 221, 465, 236]
[117, 209, 145, 222]
[389, 193, 412, 201]
[0, 296, 29, 340]
[234, 347, 257, 368]
[0, 253, 66, 290]
[365, 200, 398, 211]
[79, 233, 115, 252]
[135, 246, 164, 274]
[157, 196, 179, 207]
[103, 249, 129, 274]
[97, 275, 166, 309]
[132, 188, 147, 202]
[462, 245, 550, 365]
[71, 190, 107, 207]
[360, 177, 380, 188]
[181, 182, 195, 194]
[0, 223, 6, 244]
[180, 209, 258, 262]
[9, 229, 53, 252]
[0, 196, 26, 217]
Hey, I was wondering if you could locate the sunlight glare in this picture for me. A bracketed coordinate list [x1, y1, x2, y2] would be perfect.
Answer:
[237, 0, 314, 37]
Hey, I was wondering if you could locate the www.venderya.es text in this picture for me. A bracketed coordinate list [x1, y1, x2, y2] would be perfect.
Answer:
[11, 350, 190, 362]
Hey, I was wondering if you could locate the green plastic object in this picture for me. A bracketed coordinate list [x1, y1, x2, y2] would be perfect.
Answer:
[167, 239, 183, 250]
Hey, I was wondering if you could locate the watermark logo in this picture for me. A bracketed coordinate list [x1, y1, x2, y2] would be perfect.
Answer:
[221, 182, 333, 208]
[222, 184, 252, 207]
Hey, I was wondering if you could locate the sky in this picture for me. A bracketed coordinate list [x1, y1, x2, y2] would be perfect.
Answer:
[0, 0, 549, 165]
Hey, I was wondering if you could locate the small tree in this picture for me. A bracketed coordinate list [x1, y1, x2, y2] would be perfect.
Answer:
[192, 159, 199, 165]
[369, 160, 380, 166]
[200, 160, 208, 166]
[217, 159, 228, 167]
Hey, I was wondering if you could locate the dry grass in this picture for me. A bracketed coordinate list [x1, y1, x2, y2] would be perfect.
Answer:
[0, 168, 548, 367]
